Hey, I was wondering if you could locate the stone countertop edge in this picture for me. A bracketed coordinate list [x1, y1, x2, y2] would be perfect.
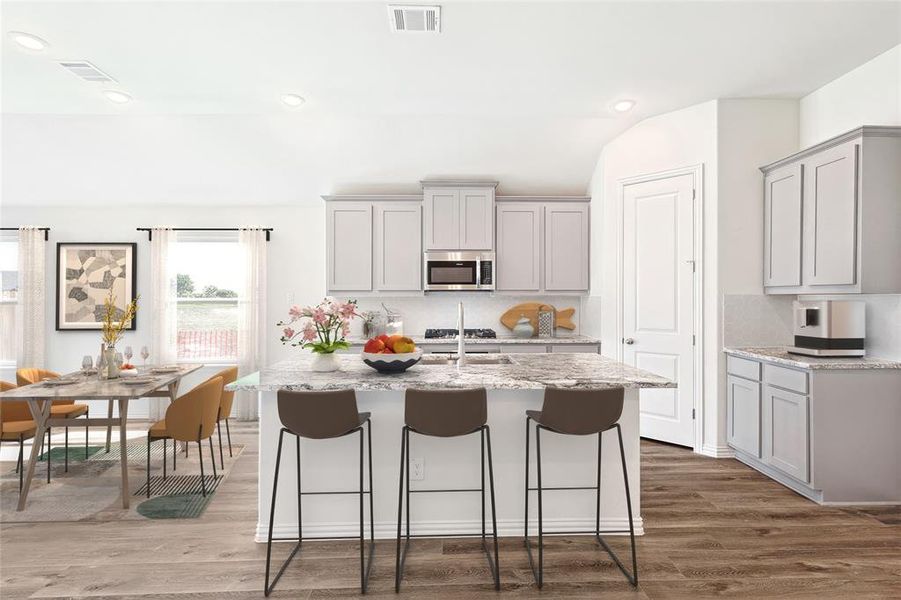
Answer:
[724, 347, 901, 370]
[227, 353, 674, 392]
[346, 335, 601, 345]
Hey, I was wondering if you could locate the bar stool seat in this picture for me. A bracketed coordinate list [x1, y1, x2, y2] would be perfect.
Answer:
[265, 390, 374, 596]
[395, 388, 500, 592]
[524, 386, 638, 588]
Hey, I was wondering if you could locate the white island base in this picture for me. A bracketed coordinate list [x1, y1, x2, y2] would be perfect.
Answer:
[256, 388, 642, 541]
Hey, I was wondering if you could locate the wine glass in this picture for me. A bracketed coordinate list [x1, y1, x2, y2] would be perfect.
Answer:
[124, 346, 133, 365]
[141, 346, 150, 368]
[81, 355, 93, 376]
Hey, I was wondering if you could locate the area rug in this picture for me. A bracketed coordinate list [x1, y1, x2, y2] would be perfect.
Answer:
[0, 438, 243, 523]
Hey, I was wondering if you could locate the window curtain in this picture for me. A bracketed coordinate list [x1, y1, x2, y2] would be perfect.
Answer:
[236, 228, 267, 420]
[149, 228, 178, 421]
[15, 227, 46, 367]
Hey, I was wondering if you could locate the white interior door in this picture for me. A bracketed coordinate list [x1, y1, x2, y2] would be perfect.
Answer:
[622, 173, 695, 447]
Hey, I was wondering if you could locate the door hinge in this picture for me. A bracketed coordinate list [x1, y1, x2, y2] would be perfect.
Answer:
[692, 408, 696, 420]
[692, 188, 697, 200]
[692, 334, 696, 346]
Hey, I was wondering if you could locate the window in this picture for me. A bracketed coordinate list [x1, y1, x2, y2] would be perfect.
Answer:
[171, 233, 242, 362]
[0, 234, 17, 364]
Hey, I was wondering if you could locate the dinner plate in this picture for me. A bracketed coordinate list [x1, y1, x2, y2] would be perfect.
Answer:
[121, 377, 158, 386]
[43, 378, 80, 387]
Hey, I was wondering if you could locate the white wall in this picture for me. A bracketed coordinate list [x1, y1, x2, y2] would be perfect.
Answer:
[0, 204, 325, 417]
[800, 44, 901, 146]
[588, 98, 800, 456]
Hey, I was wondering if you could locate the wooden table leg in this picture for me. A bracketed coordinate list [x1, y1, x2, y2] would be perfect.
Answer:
[105, 399, 114, 452]
[17, 399, 52, 511]
[118, 397, 130, 509]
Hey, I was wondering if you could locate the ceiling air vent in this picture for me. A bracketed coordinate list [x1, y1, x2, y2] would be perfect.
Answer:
[388, 5, 440, 33]
[58, 61, 117, 83]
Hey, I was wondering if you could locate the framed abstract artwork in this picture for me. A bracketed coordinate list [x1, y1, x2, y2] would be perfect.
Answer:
[56, 242, 137, 331]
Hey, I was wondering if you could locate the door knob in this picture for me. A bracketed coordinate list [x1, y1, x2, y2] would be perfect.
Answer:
[623, 338, 635, 345]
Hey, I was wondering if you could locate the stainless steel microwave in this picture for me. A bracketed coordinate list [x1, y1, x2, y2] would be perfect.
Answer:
[424, 251, 495, 291]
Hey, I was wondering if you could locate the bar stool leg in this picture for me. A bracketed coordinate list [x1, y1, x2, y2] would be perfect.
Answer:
[358, 427, 365, 592]
[146, 435, 152, 498]
[617, 424, 638, 585]
[163, 439, 167, 480]
[485, 425, 500, 591]
[226, 418, 233, 457]
[596, 431, 602, 537]
[536, 424, 544, 588]
[217, 415, 225, 470]
[297, 432, 302, 546]
[18, 435, 24, 493]
[394, 425, 408, 593]
[265, 429, 285, 596]
[209, 435, 218, 483]
[85, 407, 90, 460]
[198, 439, 207, 497]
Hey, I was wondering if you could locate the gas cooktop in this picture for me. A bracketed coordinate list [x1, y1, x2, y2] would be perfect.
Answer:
[424, 328, 497, 339]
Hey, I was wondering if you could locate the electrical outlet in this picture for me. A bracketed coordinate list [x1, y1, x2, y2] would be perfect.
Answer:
[410, 457, 424, 481]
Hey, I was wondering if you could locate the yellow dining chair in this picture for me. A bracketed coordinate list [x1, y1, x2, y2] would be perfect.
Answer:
[16, 368, 90, 473]
[0, 381, 40, 492]
[146, 376, 223, 498]
[205, 366, 238, 469]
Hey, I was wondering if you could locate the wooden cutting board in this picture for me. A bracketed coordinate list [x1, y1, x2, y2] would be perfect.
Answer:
[500, 303, 576, 332]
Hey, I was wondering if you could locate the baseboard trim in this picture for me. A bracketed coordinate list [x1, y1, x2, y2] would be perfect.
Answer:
[700, 443, 734, 458]
[255, 516, 644, 543]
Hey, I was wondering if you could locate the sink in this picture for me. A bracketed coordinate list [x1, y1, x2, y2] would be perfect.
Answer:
[420, 354, 513, 366]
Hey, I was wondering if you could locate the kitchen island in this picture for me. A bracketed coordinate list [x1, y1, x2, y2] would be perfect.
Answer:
[230, 353, 674, 541]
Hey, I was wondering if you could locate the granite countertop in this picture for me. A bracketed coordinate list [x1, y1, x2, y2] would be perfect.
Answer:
[725, 347, 901, 370]
[229, 353, 673, 392]
[347, 335, 601, 346]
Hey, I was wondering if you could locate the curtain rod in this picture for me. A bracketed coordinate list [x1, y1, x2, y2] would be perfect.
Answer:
[0, 227, 50, 241]
[136, 227, 272, 242]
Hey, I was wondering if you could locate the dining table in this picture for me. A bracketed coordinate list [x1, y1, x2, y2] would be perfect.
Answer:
[0, 364, 202, 511]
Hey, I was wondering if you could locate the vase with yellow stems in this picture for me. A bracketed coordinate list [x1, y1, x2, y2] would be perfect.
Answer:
[99, 291, 139, 380]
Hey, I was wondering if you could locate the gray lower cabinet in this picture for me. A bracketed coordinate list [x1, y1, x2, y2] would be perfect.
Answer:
[725, 352, 901, 504]
[761, 384, 809, 483]
[726, 375, 760, 457]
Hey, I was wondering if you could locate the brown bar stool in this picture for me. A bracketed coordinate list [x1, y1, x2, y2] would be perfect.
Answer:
[524, 387, 637, 587]
[395, 388, 500, 592]
[265, 390, 375, 596]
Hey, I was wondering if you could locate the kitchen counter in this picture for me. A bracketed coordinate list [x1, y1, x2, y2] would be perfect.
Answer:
[230, 352, 672, 392]
[346, 334, 601, 346]
[724, 346, 901, 370]
[234, 352, 671, 543]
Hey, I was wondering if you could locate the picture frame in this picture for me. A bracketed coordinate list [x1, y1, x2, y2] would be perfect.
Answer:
[56, 242, 137, 331]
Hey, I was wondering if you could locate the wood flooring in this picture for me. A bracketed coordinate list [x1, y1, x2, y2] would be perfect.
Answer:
[1, 423, 899, 599]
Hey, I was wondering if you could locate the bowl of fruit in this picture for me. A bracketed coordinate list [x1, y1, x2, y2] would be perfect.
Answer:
[361, 335, 422, 373]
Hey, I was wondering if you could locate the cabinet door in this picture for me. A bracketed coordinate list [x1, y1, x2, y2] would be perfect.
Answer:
[496, 203, 541, 291]
[374, 202, 422, 291]
[764, 163, 803, 287]
[544, 203, 589, 291]
[459, 188, 494, 250]
[424, 189, 459, 250]
[803, 141, 859, 286]
[327, 202, 372, 291]
[727, 375, 761, 457]
[762, 384, 810, 482]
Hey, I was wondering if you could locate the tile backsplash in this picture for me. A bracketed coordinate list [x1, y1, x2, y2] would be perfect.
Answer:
[349, 294, 588, 338]
[723, 293, 901, 361]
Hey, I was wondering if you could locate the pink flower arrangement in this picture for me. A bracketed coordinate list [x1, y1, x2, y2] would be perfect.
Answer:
[278, 297, 359, 354]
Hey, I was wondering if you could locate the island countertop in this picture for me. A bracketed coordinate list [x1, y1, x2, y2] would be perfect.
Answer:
[229, 352, 674, 392]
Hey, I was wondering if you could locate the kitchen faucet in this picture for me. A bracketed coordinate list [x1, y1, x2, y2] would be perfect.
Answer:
[457, 301, 466, 368]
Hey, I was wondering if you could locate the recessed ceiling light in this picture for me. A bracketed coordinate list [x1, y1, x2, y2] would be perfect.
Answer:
[9, 31, 49, 51]
[613, 99, 636, 113]
[281, 94, 306, 107]
[102, 90, 132, 104]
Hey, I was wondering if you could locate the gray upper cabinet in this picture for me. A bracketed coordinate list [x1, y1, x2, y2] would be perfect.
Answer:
[495, 198, 590, 294]
[763, 163, 802, 287]
[496, 203, 541, 291]
[761, 127, 901, 294]
[545, 202, 589, 291]
[423, 182, 496, 250]
[803, 140, 858, 286]
[326, 202, 373, 292]
[374, 202, 422, 291]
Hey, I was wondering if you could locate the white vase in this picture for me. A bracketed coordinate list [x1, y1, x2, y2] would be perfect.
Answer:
[311, 352, 341, 372]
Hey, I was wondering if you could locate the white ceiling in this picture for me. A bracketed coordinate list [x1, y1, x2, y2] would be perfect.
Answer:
[2, 1, 899, 206]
